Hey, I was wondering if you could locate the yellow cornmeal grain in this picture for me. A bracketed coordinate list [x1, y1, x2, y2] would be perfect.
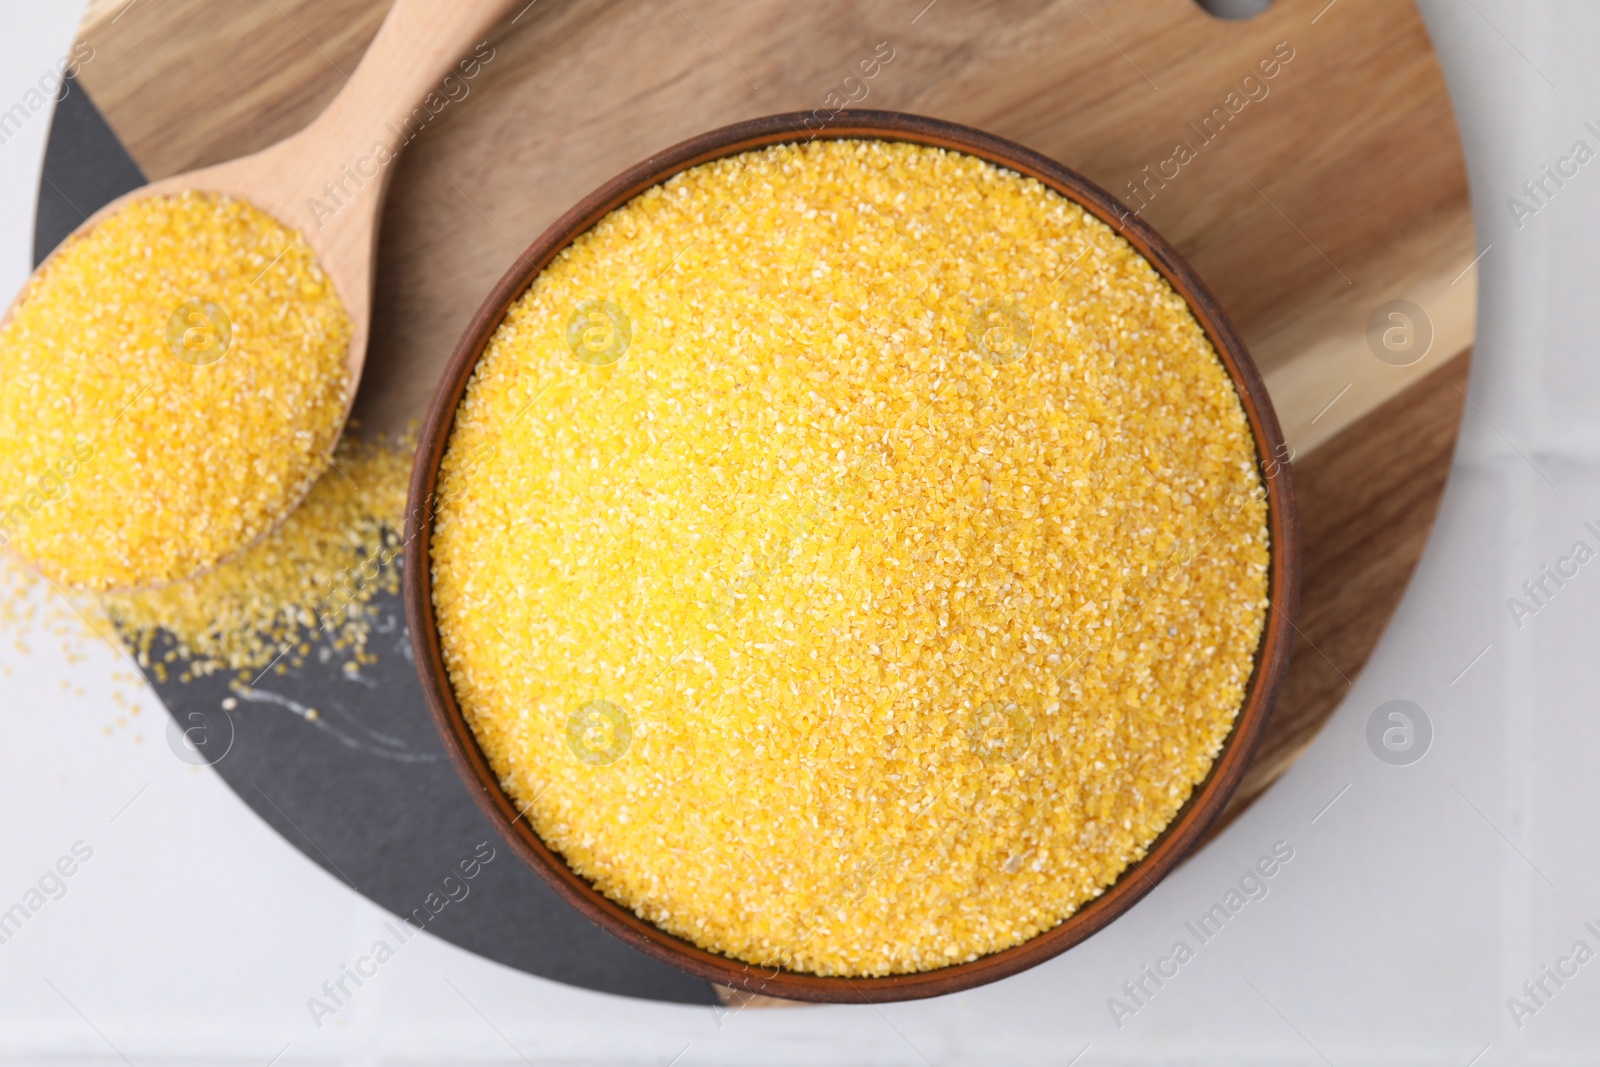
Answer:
[97, 434, 411, 679]
[0, 191, 351, 591]
[0, 550, 102, 668]
[431, 140, 1270, 976]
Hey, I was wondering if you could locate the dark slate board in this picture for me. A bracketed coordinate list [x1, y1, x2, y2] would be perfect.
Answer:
[35, 80, 716, 1006]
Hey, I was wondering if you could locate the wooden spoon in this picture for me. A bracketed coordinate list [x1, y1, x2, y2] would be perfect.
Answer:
[9, 0, 518, 590]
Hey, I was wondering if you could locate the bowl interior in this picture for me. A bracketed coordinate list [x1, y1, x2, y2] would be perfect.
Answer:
[403, 109, 1299, 1004]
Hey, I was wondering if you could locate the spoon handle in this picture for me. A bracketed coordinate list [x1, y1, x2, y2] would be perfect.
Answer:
[292, 0, 522, 187]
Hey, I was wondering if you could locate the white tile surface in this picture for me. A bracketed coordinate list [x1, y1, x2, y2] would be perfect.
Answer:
[3, 0, 1600, 1062]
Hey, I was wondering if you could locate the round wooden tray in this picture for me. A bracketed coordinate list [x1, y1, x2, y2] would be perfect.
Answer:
[48, 0, 1474, 1002]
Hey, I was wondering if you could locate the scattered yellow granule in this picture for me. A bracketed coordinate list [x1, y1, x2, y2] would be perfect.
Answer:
[0, 191, 351, 591]
[97, 433, 411, 677]
[431, 140, 1270, 976]
[0, 549, 103, 667]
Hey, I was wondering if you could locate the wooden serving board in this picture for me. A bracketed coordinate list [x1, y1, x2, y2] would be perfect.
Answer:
[62, 0, 1473, 974]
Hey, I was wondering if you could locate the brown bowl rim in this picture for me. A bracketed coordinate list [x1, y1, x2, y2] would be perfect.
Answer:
[403, 108, 1300, 1004]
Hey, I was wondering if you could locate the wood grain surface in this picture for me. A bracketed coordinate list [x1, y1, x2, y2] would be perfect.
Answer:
[70, 0, 1474, 841]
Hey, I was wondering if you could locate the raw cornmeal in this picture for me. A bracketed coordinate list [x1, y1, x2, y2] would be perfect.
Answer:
[98, 434, 411, 682]
[431, 139, 1270, 976]
[0, 192, 350, 591]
